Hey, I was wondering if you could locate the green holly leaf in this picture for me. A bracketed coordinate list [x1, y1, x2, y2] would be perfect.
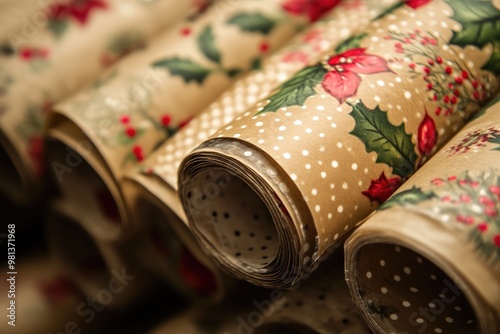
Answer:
[48, 20, 69, 38]
[227, 13, 276, 34]
[379, 186, 436, 210]
[335, 33, 368, 54]
[225, 68, 242, 77]
[152, 57, 212, 84]
[250, 57, 262, 71]
[489, 135, 500, 151]
[372, 1, 404, 21]
[483, 41, 500, 75]
[349, 101, 418, 178]
[197, 26, 221, 64]
[445, 0, 500, 75]
[258, 65, 326, 114]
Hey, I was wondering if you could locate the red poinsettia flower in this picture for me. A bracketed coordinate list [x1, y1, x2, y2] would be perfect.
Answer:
[362, 172, 402, 204]
[417, 112, 438, 156]
[51, 0, 107, 25]
[282, 0, 341, 22]
[179, 248, 217, 296]
[322, 48, 392, 104]
[406, 0, 431, 9]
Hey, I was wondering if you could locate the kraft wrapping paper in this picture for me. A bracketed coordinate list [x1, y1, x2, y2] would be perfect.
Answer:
[124, 0, 399, 226]
[179, 0, 500, 288]
[0, 0, 204, 204]
[121, 0, 393, 304]
[46, 0, 313, 242]
[47, 200, 155, 310]
[344, 96, 500, 334]
[0, 254, 88, 334]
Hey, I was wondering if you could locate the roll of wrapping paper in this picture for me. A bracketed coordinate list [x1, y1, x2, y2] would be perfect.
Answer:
[179, 0, 500, 288]
[0, 254, 104, 334]
[121, 0, 396, 304]
[0, 0, 208, 204]
[46, 0, 322, 242]
[123, 0, 399, 227]
[47, 200, 155, 309]
[344, 96, 500, 334]
[254, 252, 371, 334]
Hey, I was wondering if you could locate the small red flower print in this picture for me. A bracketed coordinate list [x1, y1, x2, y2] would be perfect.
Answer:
[477, 223, 488, 232]
[282, 0, 341, 22]
[179, 248, 217, 296]
[322, 48, 392, 104]
[19, 48, 49, 61]
[50, 0, 107, 25]
[362, 172, 402, 204]
[494, 235, 500, 248]
[28, 136, 45, 176]
[132, 145, 144, 162]
[120, 115, 130, 124]
[431, 178, 445, 186]
[259, 41, 270, 53]
[180, 27, 192, 36]
[125, 127, 136, 138]
[179, 117, 192, 129]
[417, 112, 438, 156]
[161, 114, 172, 127]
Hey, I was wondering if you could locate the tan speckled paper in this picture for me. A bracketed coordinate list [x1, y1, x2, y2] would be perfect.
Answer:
[179, 0, 500, 288]
[345, 96, 500, 334]
[0, 0, 203, 204]
[46, 0, 309, 242]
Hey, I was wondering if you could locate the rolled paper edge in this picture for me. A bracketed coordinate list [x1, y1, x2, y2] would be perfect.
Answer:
[345, 208, 500, 334]
[121, 172, 233, 303]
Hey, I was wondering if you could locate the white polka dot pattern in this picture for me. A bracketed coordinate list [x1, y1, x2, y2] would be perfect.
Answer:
[179, 0, 499, 287]
[346, 100, 500, 333]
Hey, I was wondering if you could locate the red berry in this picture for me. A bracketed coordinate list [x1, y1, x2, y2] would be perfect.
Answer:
[161, 114, 171, 127]
[120, 115, 130, 124]
[436, 56, 443, 64]
[443, 96, 450, 103]
[451, 96, 457, 104]
[429, 39, 437, 45]
[427, 83, 433, 90]
[493, 235, 500, 247]
[473, 91, 480, 100]
[445, 67, 453, 74]
[132, 146, 144, 161]
[455, 77, 463, 85]
[421, 39, 428, 45]
[125, 127, 136, 138]
[472, 81, 479, 88]
[477, 223, 488, 232]
[453, 89, 460, 97]
[435, 107, 442, 115]
[259, 41, 270, 53]
[461, 70, 469, 79]
[489, 185, 500, 195]
[395, 43, 403, 48]
[180, 27, 191, 36]
[20, 49, 33, 60]
[424, 67, 430, 74]
[410, 33, 417, 39]
[428, 59, 435, 66]
[409, 63, 416, 69]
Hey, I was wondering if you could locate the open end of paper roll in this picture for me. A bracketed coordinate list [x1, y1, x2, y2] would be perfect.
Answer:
[137, 197, 219, 298]
[353, 243, 479, 334]
[0, 141, 27, 202]
[183, 168, 280, 269]
[48, 213, 112, 300]
[46, 139, 124, 240]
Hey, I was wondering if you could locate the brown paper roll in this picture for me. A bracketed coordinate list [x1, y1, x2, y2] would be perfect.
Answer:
[178, 0, 500, 288]
[254, 252, 371, 334]
[124, 0, 399, 227]
[344, 96, 500, 334]
[0, 0, 203, 204]
[47, 200, 155, 310]
[121, 0, 394, 305]
[46, 0, 315, 242]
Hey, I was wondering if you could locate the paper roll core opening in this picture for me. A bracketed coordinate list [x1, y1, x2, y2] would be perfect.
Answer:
[183, 167, 280, 270]
[46, 139, 123, 239]
[354, 243, 479, 334]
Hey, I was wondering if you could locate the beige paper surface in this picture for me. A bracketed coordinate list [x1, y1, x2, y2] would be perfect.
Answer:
[345, 96, 500, 334]
[127, 0, 399, 223]
[0, 0, 203, 204]
[47, 0, 312, 242]
[179, 0, 500, 288]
